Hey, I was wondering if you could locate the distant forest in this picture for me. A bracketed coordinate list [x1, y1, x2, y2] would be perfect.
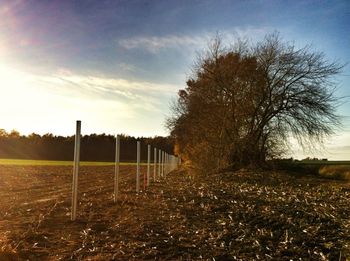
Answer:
[0, 129, 174, 162]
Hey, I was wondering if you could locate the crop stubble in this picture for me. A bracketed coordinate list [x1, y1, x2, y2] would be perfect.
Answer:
[1, 165, 350, 260]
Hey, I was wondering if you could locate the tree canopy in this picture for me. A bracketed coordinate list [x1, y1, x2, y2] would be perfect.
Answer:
[167, 33, 343, 170]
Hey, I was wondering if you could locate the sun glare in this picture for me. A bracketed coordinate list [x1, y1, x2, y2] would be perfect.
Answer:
[0, 63, 18, 85]
[0, 63, 151, 137]
[0, 63, 56, 134]
[0, 63, 35, 101]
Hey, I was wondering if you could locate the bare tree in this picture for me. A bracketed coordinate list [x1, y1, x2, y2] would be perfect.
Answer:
[167, 33, 343, 170]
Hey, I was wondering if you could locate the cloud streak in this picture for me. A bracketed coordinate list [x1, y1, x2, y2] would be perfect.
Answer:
[117, 26, 274, 53]
[36, 70, 179, 112]
[118, 34, 208, 53]
[0, 63, 177, 136]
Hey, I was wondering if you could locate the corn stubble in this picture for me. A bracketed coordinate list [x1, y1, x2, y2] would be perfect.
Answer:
[0, 165, 349, 260]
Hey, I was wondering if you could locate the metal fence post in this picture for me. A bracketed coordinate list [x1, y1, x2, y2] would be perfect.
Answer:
[114, 135, 120, 202]
[136, 141, 140, 193]
[71, 120, 81, 221]
[158, 150, 161, 179]
[153, 148, 157, 181]
[147, 144, 151, 187]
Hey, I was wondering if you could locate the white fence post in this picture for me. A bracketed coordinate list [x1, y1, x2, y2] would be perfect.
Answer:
[169, 155, 171, 172]
[158, 150, 161, 179]
[136, 141, 140, 193]
[114, 135, 120, 203]
[171, 155, 173, 171]
[160, 151, 163, 178]
[153, 148, 157, 181]
[71, 120, 81, 221]
[161, 151, 164, 177]
[164, 153, 167, 176]
[172, 155, 174, 171]
[165, 153, 168, 176]
[147, 144, 151, 187]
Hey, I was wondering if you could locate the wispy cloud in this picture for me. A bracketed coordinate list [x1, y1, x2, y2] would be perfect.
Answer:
[36, 70, 179, 112]
[117, 26, 273, 53]
[0, 63, 178, 115]
[228, 26, 274, 42]
[0, 63, 177, 135]
[116, 63, 138, 72]
[118, 34, 208, 53]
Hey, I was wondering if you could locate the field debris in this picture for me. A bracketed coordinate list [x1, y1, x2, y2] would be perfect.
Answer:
[0, 165, 350, 260]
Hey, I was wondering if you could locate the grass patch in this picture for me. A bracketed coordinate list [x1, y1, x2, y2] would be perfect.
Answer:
[0, 159, 138, 166]
[319, 165, 350, 180]
[271, 160, 350, 180]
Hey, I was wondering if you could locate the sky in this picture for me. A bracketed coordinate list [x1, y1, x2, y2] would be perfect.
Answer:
[0, 0, 349, 160]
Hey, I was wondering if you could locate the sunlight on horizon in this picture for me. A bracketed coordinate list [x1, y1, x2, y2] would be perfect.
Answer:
[0, 62, 348, 159]
[0, 63, 169, 137]
[0, 63, 75, 134]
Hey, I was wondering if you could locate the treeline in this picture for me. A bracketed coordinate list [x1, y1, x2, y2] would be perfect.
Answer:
[0, 129, 174, 162]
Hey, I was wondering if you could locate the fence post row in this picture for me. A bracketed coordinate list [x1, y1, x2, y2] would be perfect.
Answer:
[70, 121, 181, 221]
[114, 135, 120, 203]
[71, 120, 81, 221]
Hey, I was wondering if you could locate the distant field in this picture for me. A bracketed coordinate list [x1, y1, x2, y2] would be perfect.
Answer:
[0, 158, 139, 166]
[298, 160, 350, 165]
[290, 160, 350, 180]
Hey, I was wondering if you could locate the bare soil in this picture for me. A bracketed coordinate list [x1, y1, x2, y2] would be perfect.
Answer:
[0, 165, 350, 260]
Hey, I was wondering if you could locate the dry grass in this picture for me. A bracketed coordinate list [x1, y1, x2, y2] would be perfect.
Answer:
[319, 165, 350, 180]
[0, 232, 18, 261]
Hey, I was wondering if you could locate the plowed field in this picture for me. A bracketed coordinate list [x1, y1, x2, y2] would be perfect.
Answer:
[1, 165, 350, 260]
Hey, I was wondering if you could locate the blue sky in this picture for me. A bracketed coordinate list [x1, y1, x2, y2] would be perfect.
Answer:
[0, 0, 349, 159]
